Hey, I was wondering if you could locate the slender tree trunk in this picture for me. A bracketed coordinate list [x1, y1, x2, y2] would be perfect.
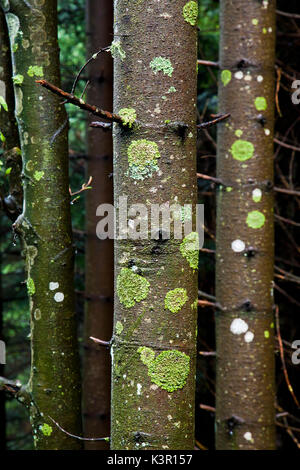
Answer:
[215, 0, 276, 449]
[111, 0, 198, 450]
[82, 0, 113, 449]
[2, 0, 82, 449]
[0, 7, 22, 216]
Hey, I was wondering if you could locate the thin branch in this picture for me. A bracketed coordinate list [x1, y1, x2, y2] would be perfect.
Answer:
[275, 213, 300, 227]
[274, 305, 300, 408]
[36, 80, 122, 124]
[69, 176, 93, 197]
[197, 113, 230, 129]
[199, 404, 216, 413]
[90, 336, 111, 347]
[197, 59, 219, 68]
[276, 9, 300, 19]
[197, 172, 223, 185]
[274, 138, 300, 153]
[71, 46, 110, 95]
[48, 416, 109, 442]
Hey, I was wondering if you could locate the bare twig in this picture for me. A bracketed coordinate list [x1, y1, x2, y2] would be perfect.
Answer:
[36, 80, 122, 123]
[90, 336, 111, 347]
[197, 113, 230, 129]
[276, 9, 300, 19]
[275, 305, 300, 408]
[69, 176, 93, 197]
[48, 416, 109, 442]
[197, 59, 219, 68]
[71, 46, 110, 95]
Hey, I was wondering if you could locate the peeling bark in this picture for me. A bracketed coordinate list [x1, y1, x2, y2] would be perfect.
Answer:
[2, 0, 82, 449]
[215, 0, 276, 450]
[111, 0, 198, 450]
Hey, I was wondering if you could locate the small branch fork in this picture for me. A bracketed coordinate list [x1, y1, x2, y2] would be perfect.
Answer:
[69, 176, 93, 197]
[36, 80, 122, 124]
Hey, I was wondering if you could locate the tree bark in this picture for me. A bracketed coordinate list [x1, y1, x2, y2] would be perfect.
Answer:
[1, 0, 82, 449]
[0, 7, 22, 217]
[111, 0, 198, 450]
[215, 0, 276, 449]
[82, 0, 113, 449]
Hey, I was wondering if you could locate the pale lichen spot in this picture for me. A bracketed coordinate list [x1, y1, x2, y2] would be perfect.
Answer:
[231, 239, 245, 252]
[244, 431, 253, 442]
[252, 188, 262, 202]
[34, 309, 41, 321]
[234, 71, 244, 80]
[150, 57, 173, 77]
[230, 318, 249, 335]
[244, 331, 254, 343]
[257, 75, 264, 82]
[137, 383, 142, 395]
[49, 282, 59, 291]
[264, 128, 270, 136]
[252, 18, 258, 26]
[54, 292, 64, 302]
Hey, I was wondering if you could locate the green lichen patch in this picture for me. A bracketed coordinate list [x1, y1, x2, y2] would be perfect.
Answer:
[254, 96, 267, 111]
[118, 108, 136, 128]
[221, 69, 232, 87]
[183, 1, 198, 26]
[246, 210, 265, 229]
[165, 288, 188, 313]
[147, 350, 190, 392]
[230, 139, 254, 161]
[117, 268, 150, 308]
[110, 40, 126, 61]
[34, 170, 44, 181]
[264, 330, 270, 339]
[27, 66, 44, 78]
[12, 74, 24, 85]
[127, 139, 161, 180]
[167, 86, 176, 93]
[179, 232, 199, 270]
[27, 277, 35, 296]
[34, 309, 41, 320]
[0, 131, 5, 143]
[235, 129, 243, 137]
[150, 57, 173, 77]
[138, 346, 155, 367]
[115, 321, 124, 335]
[39, 423, 52, 436]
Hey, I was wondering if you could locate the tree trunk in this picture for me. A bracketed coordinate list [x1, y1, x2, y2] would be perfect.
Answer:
[111, 0, 198, 450]
[215, 0, 276, 449]
[2, 0, 82, 449]
[82, 0, 113, 449]
[0, 6, 22, 216]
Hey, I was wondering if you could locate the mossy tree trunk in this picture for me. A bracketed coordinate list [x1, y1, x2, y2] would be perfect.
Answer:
[0, 7, 22, 217]
[82, 0, 113, 449]
[1, 0, 82, 449]
[215, 0, 276, 449]
[111, 0, 198, 450]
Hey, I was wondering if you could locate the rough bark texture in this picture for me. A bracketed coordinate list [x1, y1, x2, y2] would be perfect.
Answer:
[111, 0, 198, 450]
[2, 0, 82, 449]
[215, 0, 276, 450]
[0, 7, 22, 216]
[82, 0, 113, 449]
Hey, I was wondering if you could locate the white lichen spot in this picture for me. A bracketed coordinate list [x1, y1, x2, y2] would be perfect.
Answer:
[150, 384, 158, 391]
[244, 74, 252, 81]
[54, 292, 64, 302]
[268, 27, 272, 33]
[49, 282, 59, 291]
[257, 75, 263, 82]
[264, 128, 270, 136]
[230, 318, 249, 335]
[137, 383, 142, 395]
[244, 331, 254, 343]
[234, 71, 244, 80]
[167, 415, 173, 421]
[262, 0, 269, 8]
[231, 239, 245, 252]
[244, 431, 253, 442]
[252, 188, 262, 202]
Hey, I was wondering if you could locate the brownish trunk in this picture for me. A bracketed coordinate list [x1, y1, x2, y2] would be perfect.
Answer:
[82, 0, 113, 449]
[215, 0, 276, 450]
